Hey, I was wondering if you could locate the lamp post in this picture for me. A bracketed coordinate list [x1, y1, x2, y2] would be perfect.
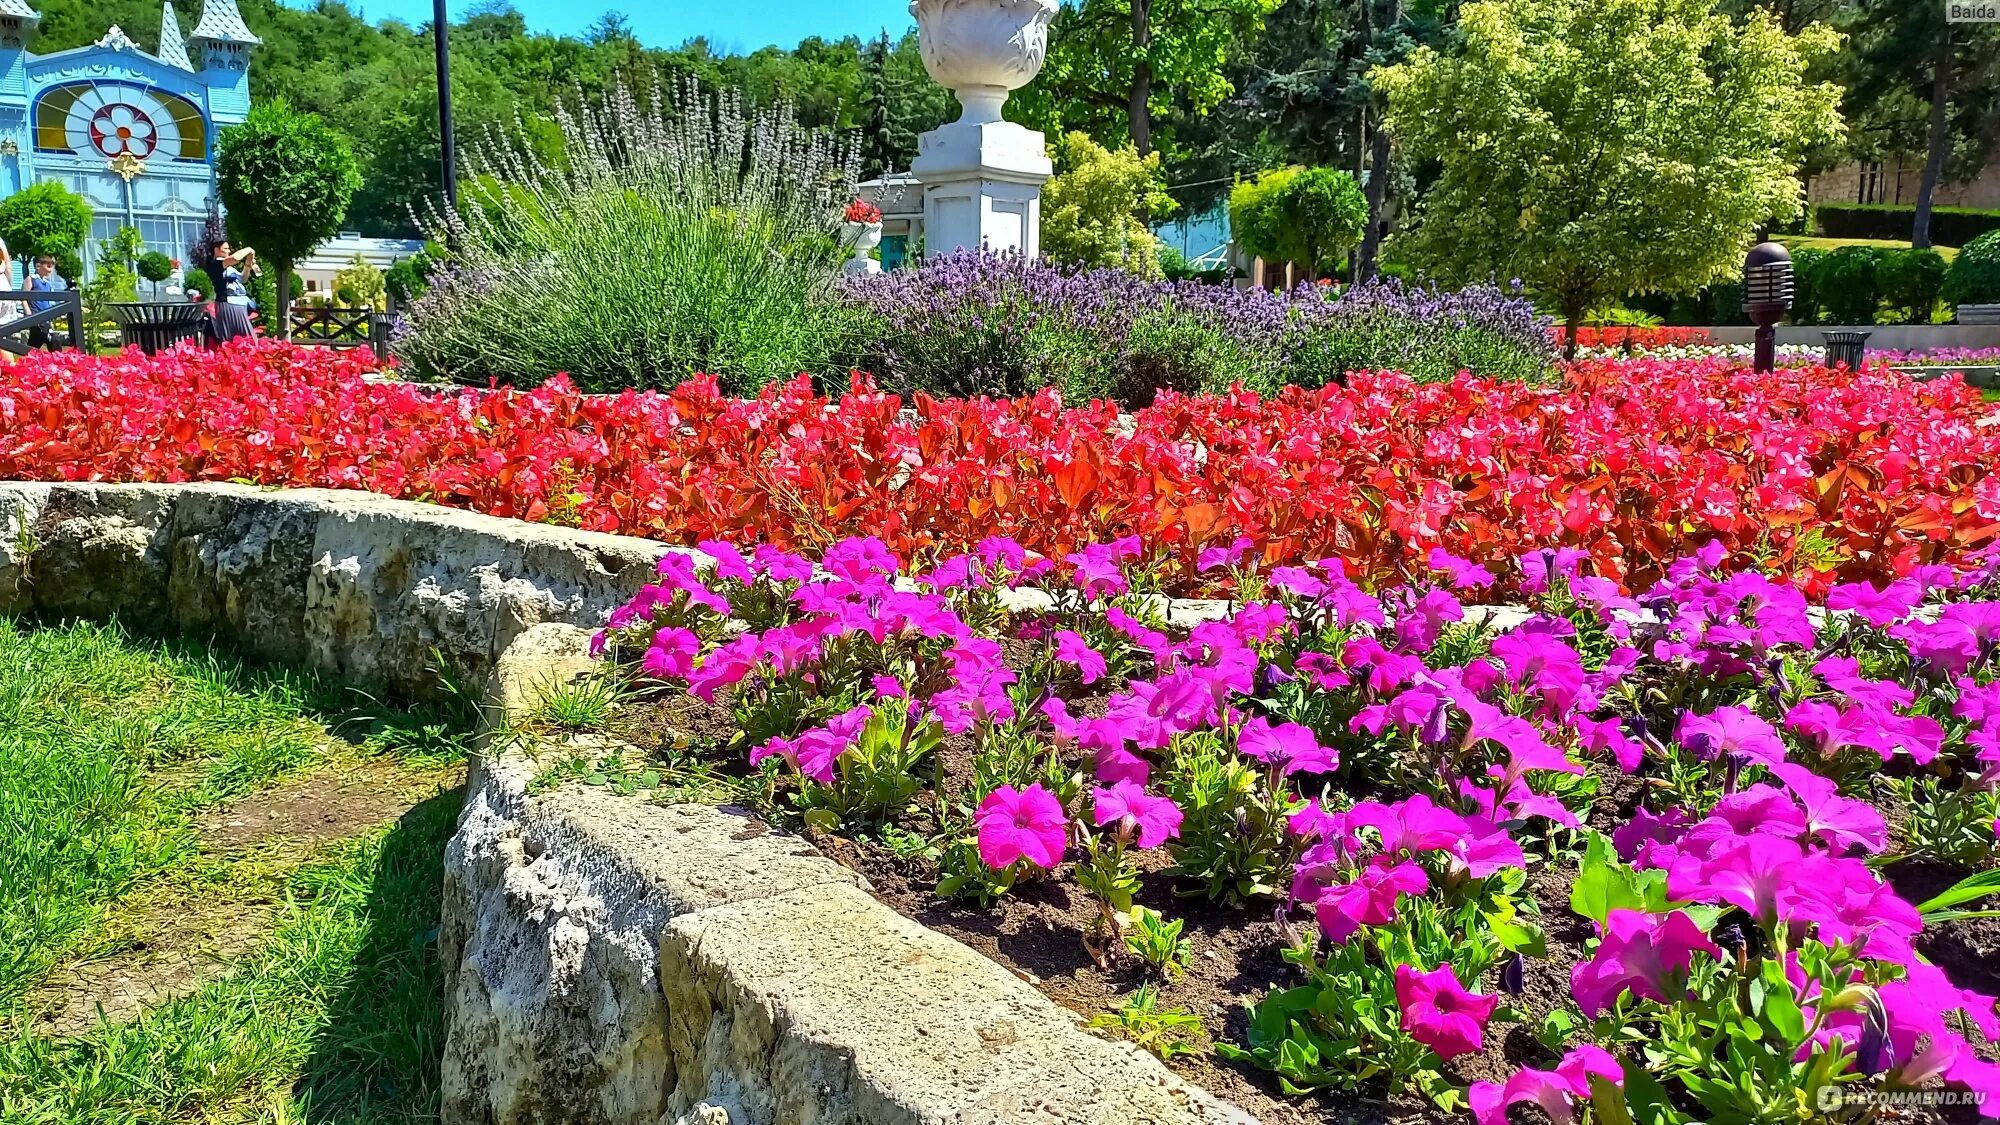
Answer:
[1743, 241, 1793, 375]
[433, 0, 457, 215]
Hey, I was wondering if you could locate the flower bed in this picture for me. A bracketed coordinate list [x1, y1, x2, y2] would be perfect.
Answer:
[1559, 327, 1716, 352]
[586, 536, 2000, 1122]
[2, 341, 1999, 593]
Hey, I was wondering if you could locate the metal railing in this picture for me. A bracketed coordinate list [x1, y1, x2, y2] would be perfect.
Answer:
[0, 289, 86, 355]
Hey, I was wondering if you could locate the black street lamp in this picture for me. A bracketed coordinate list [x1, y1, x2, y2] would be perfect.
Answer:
[1743, 241, 1793, 375]
[434, 0, 458, 215]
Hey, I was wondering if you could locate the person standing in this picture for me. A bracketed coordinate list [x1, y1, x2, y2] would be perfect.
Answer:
[25, 254, 66, 350]
[203, 239, 257, 344]
[0, 239, 20, 365]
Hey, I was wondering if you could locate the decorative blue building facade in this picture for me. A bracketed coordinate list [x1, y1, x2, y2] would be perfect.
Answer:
[0, 0, 257, 270]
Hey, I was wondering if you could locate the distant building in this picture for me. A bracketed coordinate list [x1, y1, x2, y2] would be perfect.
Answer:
[294, 231, 425, 299]
[1808, 157, 2000, 214]
[0, 0, 257, 277]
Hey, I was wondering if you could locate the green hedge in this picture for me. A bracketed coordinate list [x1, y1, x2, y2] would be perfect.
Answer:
[1814, 203, 2000, 249]
[1946, 231, 2000, 307]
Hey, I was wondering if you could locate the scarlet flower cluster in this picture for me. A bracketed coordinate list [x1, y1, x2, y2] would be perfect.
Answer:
[1559, 326, 1715, 350]
[2, 340, 1997, 594]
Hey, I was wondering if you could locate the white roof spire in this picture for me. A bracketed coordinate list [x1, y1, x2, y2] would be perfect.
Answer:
[188, 0, 259, 45]
[0, 0, 38, 22]
[158, 1, 194, 68]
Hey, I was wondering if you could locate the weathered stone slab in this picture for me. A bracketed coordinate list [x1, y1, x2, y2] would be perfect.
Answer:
[660, 881, 1256, 1125]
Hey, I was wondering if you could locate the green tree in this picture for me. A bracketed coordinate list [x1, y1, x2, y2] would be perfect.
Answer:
[0, 181, 93, 264]
[1843, 1, 2000, 249]
[1374, 0, 1844, 356]
[216, 99, 362, 332]
[332, 254, 386, 309]
[1041, 133, 1176, 275]
[1228, 166, 1368, 278]
[136, 250, 175, 299]
[1016, 0, 1281, 156]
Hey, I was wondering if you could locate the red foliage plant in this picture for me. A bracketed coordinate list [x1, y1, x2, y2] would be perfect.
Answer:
[3, 340, 1997, 594]
[844, 198, 882, 225]
[1559, 326, 1715, 350]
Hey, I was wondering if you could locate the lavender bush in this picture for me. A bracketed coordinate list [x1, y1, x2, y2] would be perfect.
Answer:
[393, 78, 865, 394]
[841, 251, 1554, 404]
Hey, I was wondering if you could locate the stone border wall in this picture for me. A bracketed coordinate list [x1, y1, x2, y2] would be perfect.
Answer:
[0, 482, 1252, 1125]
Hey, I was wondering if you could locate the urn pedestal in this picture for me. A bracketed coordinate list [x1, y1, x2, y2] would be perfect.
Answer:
[910, 0, 1059, 258]
[842, 221, 884, 275]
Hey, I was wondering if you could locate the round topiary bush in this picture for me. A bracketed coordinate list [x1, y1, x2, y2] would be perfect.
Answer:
[1945, 230, 2000, 308]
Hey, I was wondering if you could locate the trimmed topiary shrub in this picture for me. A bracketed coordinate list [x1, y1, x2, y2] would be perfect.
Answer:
[1813, 247, 1883, 325]
[1875, 247, 1946, 324]
[1945, 230, 2000, 308]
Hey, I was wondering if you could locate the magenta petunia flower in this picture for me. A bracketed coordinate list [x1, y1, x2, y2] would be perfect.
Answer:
[1236, 716, 1339, 776]
[1570, 909, 1721, 1017]
[1395, 962, 1499, 1060]
[1091, 781, 1183, 849]
[640, 626, 701, 680]
[1576, 714, 1645, 772]
[1767, 761, 1888, 854]
[1491, 627, 1587, 714]
[1675, 706, 1786, 765]
[696, 539, 755, 584]
[974, 783, 1068, 870]
[1468, 1044, 1623, 1125]
[1197, 536, 1255, 573]
[1055, 629, 1109, 685]
[1314, 858, 1427, 944]
[1428, 547, 1497, 590]
[1826, 578, 1923, 627]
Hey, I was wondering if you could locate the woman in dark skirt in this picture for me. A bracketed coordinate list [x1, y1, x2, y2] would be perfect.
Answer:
[201, 239, 258, 344]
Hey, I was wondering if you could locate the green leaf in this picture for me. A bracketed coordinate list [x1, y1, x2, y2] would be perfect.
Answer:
[1571, 831, 1670, 926]
[1916, 868, 2000, 916]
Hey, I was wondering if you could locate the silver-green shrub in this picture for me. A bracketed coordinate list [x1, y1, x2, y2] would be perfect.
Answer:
[393, 79, 864, 393]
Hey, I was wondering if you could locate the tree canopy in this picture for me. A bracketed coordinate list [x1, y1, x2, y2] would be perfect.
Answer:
[216, 98, 362, 329]
[1040, 132, 1176, 275]
[1373, 0, 1844, 351]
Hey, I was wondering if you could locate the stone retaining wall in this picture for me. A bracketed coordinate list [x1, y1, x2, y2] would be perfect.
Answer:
[0, 482, 1252, 1125]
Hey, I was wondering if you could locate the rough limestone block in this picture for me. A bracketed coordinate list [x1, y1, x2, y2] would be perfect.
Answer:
[17, 483, 179, 622]
[168, 484, 322, 668]
[659, 882, 1258, 1125]
[0, 483, 50, 616]
[440, 746, 859, 1125]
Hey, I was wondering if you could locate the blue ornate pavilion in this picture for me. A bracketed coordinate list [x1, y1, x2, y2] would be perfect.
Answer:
[0, 0, 257, 273]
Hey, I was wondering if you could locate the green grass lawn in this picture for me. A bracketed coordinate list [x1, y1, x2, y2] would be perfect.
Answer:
[1774, 234, 1961, 263]
[0, 618, 471, 1123]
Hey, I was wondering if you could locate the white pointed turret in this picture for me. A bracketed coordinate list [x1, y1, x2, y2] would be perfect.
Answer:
[188, 0, 255, 129]
[158, 0, 194, 70]
[189, 0, 259, 45]
[0, 0, 36, 22]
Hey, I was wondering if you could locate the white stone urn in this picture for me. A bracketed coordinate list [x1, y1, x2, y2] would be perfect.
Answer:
[842, 220, 884, 276]
[910, 0, 1060, 125]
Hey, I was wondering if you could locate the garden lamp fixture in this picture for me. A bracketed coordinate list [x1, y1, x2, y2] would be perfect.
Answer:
[1743, 241, 1793, 375]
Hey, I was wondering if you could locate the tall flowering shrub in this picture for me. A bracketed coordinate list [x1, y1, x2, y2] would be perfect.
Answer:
[2, 341, 1999, 594]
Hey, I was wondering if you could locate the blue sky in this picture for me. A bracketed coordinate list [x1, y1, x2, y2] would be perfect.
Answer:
[294, 0, 914, 54]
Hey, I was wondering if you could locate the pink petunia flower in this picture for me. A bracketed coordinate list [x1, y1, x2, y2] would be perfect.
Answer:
[1091, 781, 1183, 849]
[1313, 858, 1428, 944]
[974, 784, 1068, 870]
[1054, 629, 1109, 685]
[1394, 962, 1499, 1060]
[1468, 1045, 1623, 1125]
[1570, 909, 1721, 1017]
[640, 626, 701, 680]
